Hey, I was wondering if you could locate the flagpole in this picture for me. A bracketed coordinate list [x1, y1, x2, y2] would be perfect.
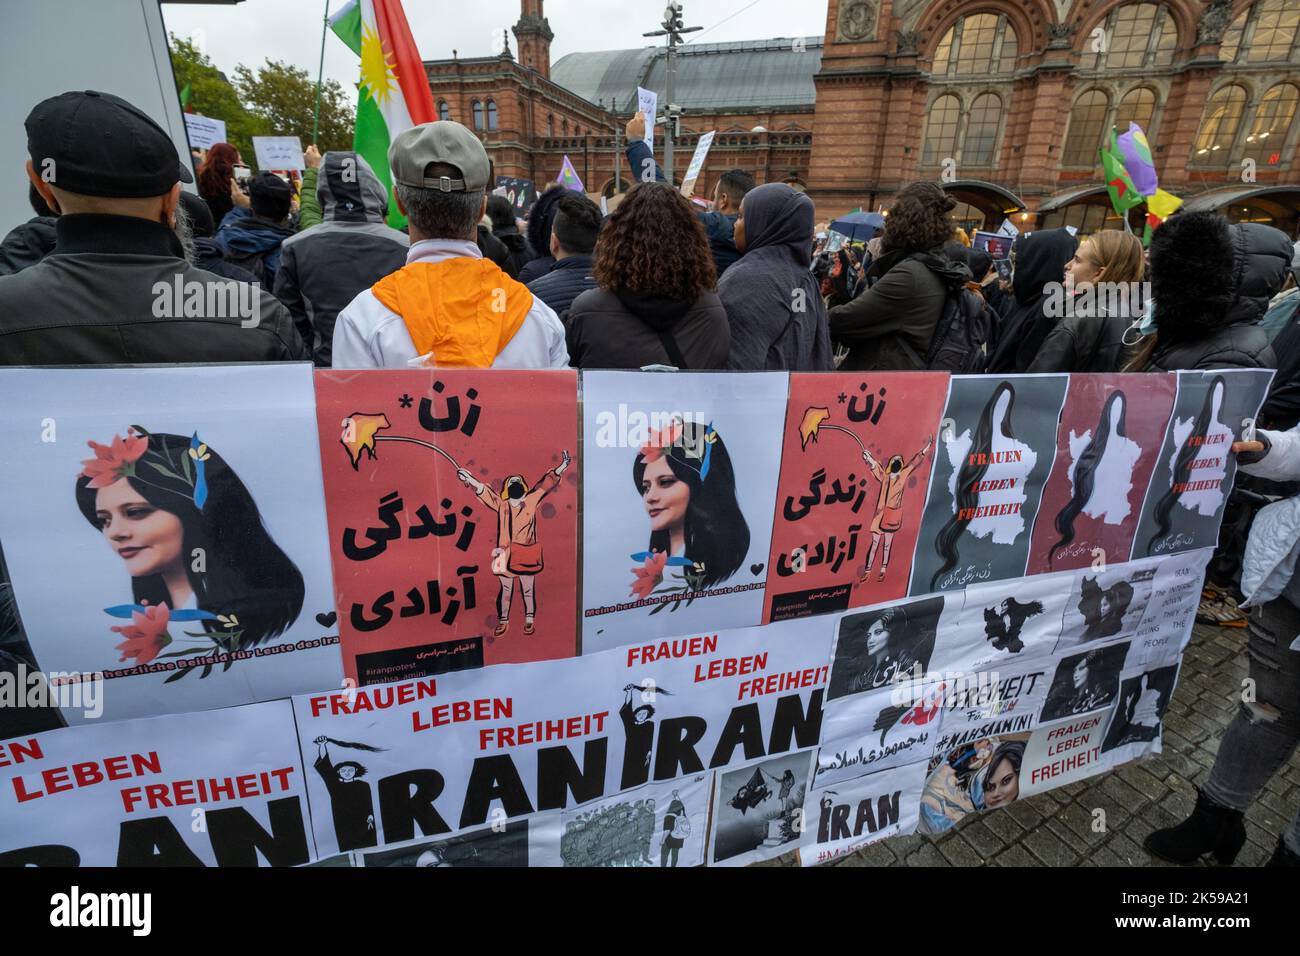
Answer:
[313, 0, 331, 145]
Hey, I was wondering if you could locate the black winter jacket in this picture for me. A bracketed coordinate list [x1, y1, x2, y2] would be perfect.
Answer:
[1027, 297, 1132, 373]
[0, 214, 308, 365]
[527, 254, 596, 321]
[566, 287, 729, 369]
[0, 216, 57, 276]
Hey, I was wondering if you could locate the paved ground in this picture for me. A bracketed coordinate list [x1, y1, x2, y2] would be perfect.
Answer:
[763, 621, 1300, 867]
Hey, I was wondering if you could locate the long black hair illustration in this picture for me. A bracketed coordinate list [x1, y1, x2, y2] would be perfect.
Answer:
[632, 419, 750, 590]
[1145, 375, 1226, 555]
[931, 381, 1016, 591]
[76, 428, 305, 648]
[1050, 389, 1127, 566]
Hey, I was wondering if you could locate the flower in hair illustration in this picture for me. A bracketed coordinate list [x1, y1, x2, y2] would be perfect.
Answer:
[77, 425, 304, 681]
[629, 415, 748, 614]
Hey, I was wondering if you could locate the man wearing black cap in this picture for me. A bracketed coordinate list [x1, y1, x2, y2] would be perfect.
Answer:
[213, 171, 295, 291]
[0, 90, 307, 365]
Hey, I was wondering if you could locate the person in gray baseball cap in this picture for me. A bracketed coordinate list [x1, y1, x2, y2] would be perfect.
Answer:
[331, 120, 568, 369]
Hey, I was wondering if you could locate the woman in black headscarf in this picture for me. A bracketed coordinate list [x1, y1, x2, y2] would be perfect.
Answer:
[718, 183, 832, 371]
[985, 228, 1078, 373]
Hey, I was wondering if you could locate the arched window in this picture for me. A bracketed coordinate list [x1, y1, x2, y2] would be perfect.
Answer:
[922, 94, 961, 165]
[471, 100, 484, 131]
[1082, 3, 1177, 70]
[438, 100, 450, 122]
[486, 99, 498, 131]
[546, 114, 554, 137]
[931, 13, 1017, 77]
[963, 93, 1002, 166]
[1114, 87, 1158, 139]
[1194, 85, 1248, 161]
[1242, 83, 1299, 166]
[1220, 0, 1300, 64]
[562, 118, 569, 136]
[1062, 89, 1110, 167]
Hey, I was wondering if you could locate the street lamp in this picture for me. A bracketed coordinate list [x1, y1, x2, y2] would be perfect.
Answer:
[643, 3, 701, 182]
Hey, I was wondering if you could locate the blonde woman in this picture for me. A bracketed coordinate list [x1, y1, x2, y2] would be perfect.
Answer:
[1028, 229, 1145, 372]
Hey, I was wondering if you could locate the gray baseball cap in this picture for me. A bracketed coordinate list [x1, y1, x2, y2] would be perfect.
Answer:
[388, 121, 490, 192]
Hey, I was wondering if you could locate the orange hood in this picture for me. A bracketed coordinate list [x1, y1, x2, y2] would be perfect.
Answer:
[371, 257, 534, 367]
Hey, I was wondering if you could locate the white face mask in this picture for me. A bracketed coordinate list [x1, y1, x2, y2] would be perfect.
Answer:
[1122, 297, 1156, 346]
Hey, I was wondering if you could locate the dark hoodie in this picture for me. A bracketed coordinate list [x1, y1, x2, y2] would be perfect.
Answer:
[565, 285, 730, 369]
[273, 151, 409, 366]
[215, 207, 294, 291]
[985, 228, 1078, 373]
[1139, 212, 1278, 372]
[718, 183, 830, 370]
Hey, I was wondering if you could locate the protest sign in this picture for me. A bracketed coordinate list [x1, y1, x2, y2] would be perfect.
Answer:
[679, 131, 716, 197]
[1026, 374, 1177, 574]
[973, 230, 1013, 261]
[0, 365, 343, 732]
[637, 86, 658, 153]
[314, 370, 579, 684]
[495, 176, 537, 216]
[0, 700, 313, 866]
[252, 135, 306, 171]
[1131, 369, 1273, 559]
[580, 371, 788, 651]
[183, 113, 226, 151]
[908, 374, 1069, 594]
[765, 372, 949, 622]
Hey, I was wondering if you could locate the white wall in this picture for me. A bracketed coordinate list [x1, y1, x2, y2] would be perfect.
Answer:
[0, 0, 195, 233]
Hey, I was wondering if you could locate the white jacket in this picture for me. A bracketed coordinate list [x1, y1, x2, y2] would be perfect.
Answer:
[331, 238, 569, 369]
[1239, 425, 1300, 607]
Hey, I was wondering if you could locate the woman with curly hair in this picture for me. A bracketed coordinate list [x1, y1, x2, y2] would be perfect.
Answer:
[196, 142, 244, 231]
[827, 181, 971, 371]
[565, 181, 728, 369]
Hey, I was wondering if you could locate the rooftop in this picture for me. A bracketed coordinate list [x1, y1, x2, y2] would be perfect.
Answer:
[550, 36, 824, 112]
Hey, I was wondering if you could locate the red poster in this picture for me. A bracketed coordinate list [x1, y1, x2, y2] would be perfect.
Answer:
[314, 370, 579, 684]
[763, 372, 950, 622]
[1026, 374, 1176, 574]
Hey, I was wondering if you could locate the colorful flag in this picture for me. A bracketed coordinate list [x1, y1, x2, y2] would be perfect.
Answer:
[1116, 122, 1158, 197]
[179, 82, 194, 114]
[556, 155, 584, 192]
[330, 0, 437, 228]
[1146, 187, 1183, 220]
[1100, 128, 1145, 217]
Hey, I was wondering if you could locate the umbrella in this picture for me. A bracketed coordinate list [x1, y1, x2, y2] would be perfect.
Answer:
[829, 211, 886, 241]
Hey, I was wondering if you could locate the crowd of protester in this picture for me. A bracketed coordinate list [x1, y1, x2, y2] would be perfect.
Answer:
[1, 90, 1300, 865]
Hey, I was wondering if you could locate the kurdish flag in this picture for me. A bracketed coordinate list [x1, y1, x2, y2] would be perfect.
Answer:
[1116, 122, 1158, 197]
[330, 0, 437, 227]
[1100, 127, 1144, 218]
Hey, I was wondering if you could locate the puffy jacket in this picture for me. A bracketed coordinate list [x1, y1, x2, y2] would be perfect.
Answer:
[0, 214, 308, 365]
[828, 252, 969, 371]
[527, 254, 597, 321]
[214, 206, 293, 291]
[1140, 212, 1280, 372]
[273, 151, 409, 366]
[1239, 425, 1300, 608]
[0, 216, 57, 276]
[566, 287, 730, 370]
[193, 235, 258, 284]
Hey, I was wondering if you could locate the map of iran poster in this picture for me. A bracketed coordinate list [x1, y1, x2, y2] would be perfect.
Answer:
[314, 369, 579, 685]
[765, 372, 949, 622]
[0, 365, 343, 731]
[1026, 374, 1176, 574]
[581, 371, 788, 653]
[1130, 369, 1273, 560]
[908, 374, 1069, 595]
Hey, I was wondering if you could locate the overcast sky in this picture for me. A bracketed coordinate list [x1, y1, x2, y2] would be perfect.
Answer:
[161, 0, 829, 104]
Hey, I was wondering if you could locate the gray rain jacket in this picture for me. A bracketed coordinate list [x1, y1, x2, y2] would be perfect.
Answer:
[274, 151, 409, 366]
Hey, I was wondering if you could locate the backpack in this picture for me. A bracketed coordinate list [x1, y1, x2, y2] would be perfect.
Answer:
[907, 254, 994, 373]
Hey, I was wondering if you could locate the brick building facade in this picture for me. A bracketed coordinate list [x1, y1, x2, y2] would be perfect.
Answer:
[422, 0, 1299, 234]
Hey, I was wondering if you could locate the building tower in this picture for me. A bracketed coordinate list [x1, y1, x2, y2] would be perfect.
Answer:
[513, 0, 554, 79]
